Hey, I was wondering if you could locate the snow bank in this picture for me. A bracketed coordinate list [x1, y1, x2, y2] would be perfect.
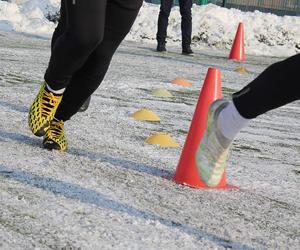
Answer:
[0, 1, 299, 56]
[129, 3, 300, 57]
[0, 0, 57, 36]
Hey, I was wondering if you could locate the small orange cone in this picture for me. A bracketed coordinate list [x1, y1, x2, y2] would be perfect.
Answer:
[229, 22, 245, 62]
[170, 77, 192, 87]
[173, 68, 233, 189]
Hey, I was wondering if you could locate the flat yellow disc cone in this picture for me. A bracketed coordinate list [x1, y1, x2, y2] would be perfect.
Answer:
[234, 66, 249, 74]
[145, 132, 179, 147]
[170, 77, 192, 87]
[131, 108, 160, 122]
[152, 88, 173, 98]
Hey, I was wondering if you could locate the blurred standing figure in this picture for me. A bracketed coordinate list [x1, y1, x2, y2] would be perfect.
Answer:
[156, 0, 193, 55]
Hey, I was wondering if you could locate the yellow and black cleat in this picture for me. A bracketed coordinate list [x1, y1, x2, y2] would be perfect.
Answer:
[28, 82, 62, 137]
[43, 119, 67, 151]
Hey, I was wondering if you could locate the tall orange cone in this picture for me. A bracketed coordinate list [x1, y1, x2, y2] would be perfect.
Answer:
[229, 22, 245, 62]
[173, 68, 231, 189]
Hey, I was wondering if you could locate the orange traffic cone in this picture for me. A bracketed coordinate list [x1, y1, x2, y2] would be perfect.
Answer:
[229, 22, 245, 62]
[173, 68, 233, 189]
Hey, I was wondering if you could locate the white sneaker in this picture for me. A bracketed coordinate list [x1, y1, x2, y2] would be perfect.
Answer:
[195, 99, 232, 187]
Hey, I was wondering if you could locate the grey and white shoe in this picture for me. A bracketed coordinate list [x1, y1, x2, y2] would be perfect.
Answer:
[195, 99, 232, 187]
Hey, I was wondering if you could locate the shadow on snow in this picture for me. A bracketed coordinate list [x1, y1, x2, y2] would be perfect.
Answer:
[0, 165, 253, 250]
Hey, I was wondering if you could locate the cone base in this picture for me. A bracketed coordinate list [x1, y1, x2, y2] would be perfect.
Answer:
[170, 176, 238, 190]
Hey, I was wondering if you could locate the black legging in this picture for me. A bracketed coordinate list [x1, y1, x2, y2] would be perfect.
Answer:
[46, 0, 142, 121]
[233, 54, 300, 119]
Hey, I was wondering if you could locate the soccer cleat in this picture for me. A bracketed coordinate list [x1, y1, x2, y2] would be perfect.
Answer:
[43, 118, 67, 151]
[28, 82, 62, 137]
[195, 99, 232, 187]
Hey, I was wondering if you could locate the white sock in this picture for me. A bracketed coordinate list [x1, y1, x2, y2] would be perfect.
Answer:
[46, 83, 65, 95]
[217, 101, 250, 140]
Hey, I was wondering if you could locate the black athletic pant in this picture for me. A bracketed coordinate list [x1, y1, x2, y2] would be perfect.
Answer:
[156, 0, 192, 48]
[46, 0, 142, 121]
[233, 54, 300, 119]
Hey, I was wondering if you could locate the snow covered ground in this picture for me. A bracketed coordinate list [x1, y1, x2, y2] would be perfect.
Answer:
[0, 30, 299, 249]
[0, 0, 299, 248]
[0, 1, 299, 56]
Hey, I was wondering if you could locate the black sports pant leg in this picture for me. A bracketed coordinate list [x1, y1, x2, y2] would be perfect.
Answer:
[51, 0, 66, 52]
[179, 0, 192, 48]
[156, 0, 173, 43]
[54, 0, 143, 121]
[233, 54, 300, 119]
[45, 0, 107, 90]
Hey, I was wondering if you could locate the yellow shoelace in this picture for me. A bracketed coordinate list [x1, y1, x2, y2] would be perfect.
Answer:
[40, 91, 60, 117]
[48, 119, 64, 139]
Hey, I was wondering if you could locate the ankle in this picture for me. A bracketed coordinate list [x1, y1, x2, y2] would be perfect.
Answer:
[45, 82, 65, 95]
[217, 101, 250, 141]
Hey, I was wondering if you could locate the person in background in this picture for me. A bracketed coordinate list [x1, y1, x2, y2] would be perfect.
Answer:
[156, 0, 194, 55]
[195, 54, 300, 187]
